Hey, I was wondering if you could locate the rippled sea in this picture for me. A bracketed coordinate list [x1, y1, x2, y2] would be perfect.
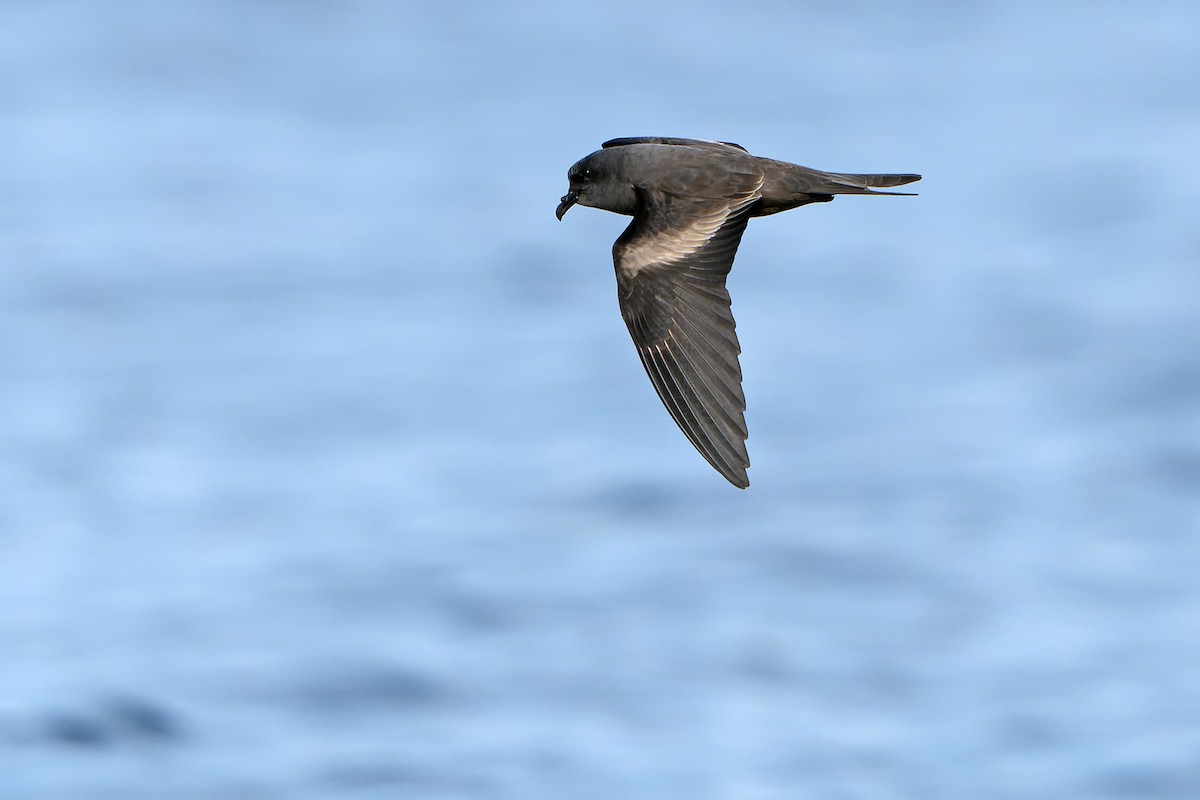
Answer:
[3, 2, 1199, 798]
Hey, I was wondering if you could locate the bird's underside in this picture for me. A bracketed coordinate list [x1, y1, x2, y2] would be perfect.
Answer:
[559, 137, 921, 487]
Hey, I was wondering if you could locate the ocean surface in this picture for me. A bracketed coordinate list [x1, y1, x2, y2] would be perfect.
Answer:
[2, 2, 1199, 798]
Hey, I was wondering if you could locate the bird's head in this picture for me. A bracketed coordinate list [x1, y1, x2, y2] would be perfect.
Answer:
[556, 150, 636, 220]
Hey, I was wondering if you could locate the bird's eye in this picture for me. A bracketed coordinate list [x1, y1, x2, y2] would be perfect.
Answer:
[582, 168, 593, 180]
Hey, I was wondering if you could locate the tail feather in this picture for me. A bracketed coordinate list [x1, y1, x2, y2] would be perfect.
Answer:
[823, 171, 922, 195]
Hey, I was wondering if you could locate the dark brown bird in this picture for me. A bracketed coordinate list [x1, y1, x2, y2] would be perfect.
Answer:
[556, 137, 920, 488]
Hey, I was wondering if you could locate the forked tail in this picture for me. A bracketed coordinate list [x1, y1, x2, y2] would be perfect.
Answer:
[822, 171, 922, 195]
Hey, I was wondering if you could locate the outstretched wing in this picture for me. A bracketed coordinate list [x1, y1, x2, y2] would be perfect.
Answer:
[602, 136, 748, 153]
[613, 181, 762, 488]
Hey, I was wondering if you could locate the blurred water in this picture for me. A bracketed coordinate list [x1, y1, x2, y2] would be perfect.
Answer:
[2, 2, 1199, 798]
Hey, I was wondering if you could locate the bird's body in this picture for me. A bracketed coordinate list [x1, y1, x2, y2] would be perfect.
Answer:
[557, 137, 920, 488]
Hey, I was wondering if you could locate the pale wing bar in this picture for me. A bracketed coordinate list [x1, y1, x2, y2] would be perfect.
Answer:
[614, 187, 761, 487]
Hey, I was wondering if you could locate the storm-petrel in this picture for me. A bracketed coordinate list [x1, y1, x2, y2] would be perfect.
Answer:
[556, 136, 920, 488]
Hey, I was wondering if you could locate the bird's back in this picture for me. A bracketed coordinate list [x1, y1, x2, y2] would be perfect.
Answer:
[598, 139, 920, 216]
[612, 143, 766, 203]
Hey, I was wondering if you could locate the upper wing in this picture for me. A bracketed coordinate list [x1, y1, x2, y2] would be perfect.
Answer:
[613, 181, 762, 488]
[602, 136, 748, 153]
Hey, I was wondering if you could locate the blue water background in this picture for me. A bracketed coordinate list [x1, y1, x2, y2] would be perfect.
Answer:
[2, 2, 1199, 797]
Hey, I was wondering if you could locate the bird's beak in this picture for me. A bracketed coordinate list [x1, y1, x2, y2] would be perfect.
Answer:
[555, 191, 577, 221]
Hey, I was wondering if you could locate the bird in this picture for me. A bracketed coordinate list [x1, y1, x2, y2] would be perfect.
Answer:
[556, 137, 920, 488]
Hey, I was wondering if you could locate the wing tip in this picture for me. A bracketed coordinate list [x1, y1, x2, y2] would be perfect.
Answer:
[725, 470, 750, 489]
